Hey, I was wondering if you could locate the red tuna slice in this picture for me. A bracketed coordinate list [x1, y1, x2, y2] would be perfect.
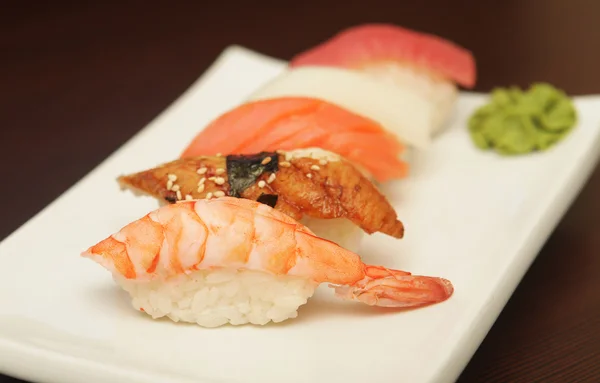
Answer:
[290, 23, 477, 89]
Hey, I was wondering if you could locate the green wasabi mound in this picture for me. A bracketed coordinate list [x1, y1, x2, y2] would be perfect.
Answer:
[468, 83, 577, 155]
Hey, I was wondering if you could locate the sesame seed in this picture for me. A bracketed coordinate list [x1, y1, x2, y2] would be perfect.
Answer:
[310, 165, 320, 171]
[280, 161, 291, 167]
[167, 174, 177, 182]
[185, 194, 193, 201]
[199, 177, 206, 184]
[176, 190, 182, 200]
[208, 176, 216, 181]
[276, 149, 285, 154]
[216, 153, 222, 157]
[214, 191, 225, 198]
[267, 173, 276, 184]
[319, 159, 328, 166]
[258, 180, 266, 188]
[197, 184, 205, 193]
[306, 173, 313, 179]
[215, 168, 225, 175]
[197, 167, 207, 175]
[166, 180, 173, 190]
[171, 184, 180, 192]
[214, 177, 225, 185]
[261, 157, 272, 165]
[206, 192, 213, 200]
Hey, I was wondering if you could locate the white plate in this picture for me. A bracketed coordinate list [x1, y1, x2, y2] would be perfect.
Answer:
[1, 46, 600, 383]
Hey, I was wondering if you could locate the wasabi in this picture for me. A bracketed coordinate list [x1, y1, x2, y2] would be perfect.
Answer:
[468, 83, 577, 155]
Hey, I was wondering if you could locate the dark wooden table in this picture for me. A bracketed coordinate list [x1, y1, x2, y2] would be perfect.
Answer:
[2, 1, 600, 382]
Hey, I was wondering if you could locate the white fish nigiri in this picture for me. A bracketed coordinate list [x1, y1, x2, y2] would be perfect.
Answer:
[248, 66, 436, 149]
[250, 23, 477, 149]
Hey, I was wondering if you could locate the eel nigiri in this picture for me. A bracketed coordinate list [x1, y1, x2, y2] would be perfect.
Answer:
[118, 148, 404, 253]
[248, 23, 477, 149]
[82, 197, 453, 327]
[179, 97, 408, 183]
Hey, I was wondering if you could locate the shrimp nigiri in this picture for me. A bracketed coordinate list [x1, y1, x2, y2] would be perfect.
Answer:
[82, 197, 453, 327]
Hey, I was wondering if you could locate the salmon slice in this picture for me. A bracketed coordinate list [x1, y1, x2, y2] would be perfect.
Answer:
[180, 97, 407, 182]
[290, 23, 477, 88]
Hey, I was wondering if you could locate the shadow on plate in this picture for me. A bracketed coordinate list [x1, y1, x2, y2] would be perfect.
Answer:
[271, 296, 428, 328]
[87, 282, 144, 317]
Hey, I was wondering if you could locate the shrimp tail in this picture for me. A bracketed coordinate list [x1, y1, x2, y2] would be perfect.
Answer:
[331, 265, 454, 308]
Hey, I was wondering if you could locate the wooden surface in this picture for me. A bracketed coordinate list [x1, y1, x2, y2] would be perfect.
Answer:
[2, 1, 600, 382]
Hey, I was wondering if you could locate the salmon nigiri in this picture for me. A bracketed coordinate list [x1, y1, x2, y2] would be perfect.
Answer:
[180, 97, 408, 182]
[249, 24, 477, 149]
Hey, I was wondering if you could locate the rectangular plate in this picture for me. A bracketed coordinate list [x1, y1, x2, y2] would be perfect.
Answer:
[1, 46, 600, 383]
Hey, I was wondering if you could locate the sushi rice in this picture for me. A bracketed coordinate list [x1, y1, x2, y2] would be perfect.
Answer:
[301, 216, 363, 254]
[117, 268, 317, 327]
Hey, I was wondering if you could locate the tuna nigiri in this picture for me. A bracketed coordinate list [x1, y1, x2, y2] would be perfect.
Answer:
[180, 97, 408, 182]
[82, 197, 453, 327]
[291, 23, 476, 88]
[249, 23, 477, 149]
[118, 148, 405, 252]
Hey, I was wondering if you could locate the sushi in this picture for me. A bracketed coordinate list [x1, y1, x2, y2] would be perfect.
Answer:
[81, 197, 454, 327]
[248, 67, 435, 149]
[179, 97, 408, 183]
[248, 23, 477, 149]
[118, 148, 405, 253]
[290, 23, 476, 88]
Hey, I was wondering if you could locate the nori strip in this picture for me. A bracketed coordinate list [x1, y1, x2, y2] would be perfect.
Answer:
[164, 193, 177, 204]
[256, 193, 278, 208]
[226, 152, 279, 198]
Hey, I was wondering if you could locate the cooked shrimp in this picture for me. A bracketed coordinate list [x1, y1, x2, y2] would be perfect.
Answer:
[83, 197, 452, 312]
